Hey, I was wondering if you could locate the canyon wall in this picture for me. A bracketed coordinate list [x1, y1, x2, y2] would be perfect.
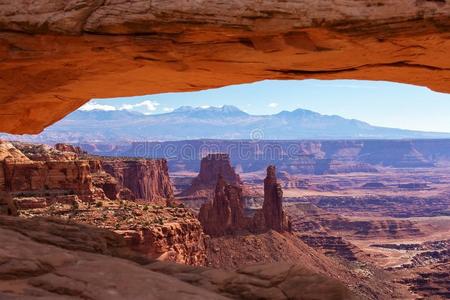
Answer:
[101, 159, 174, 203]
[0, 150, 94, 201]
[0, 141, 174, 204]
[1, 1, 450, 133]
[0, 141, 207, 266]
[119, 139, 450, 175]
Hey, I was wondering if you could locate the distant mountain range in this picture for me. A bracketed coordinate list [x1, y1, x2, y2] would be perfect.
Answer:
[2, 105, 450, 143]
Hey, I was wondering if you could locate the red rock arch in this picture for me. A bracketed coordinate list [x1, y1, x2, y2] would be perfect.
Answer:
[1, 1, 449, 133]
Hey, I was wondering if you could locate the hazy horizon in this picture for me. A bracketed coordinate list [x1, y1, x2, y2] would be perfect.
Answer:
[84, 79, 450, 133]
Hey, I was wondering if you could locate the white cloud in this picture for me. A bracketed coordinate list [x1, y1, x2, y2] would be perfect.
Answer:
[200, 105, 211, 109]
[268, 102, 279, 108]
[163, 107, 174, 112]
[78, 100, 162, 115]
[120, 100, 159, 113]
[79, 102, 117, 111]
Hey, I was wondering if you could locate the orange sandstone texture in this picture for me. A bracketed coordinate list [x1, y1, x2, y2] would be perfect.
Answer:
[1, 1, 450, 133]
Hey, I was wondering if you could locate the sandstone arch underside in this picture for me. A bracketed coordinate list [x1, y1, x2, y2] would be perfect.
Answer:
[1, 0, 450, 134]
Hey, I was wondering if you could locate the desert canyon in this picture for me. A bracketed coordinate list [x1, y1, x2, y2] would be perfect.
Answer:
[1, 1, 450, 300]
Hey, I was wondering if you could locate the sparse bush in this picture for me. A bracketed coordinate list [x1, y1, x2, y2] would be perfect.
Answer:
[72, 201, 79, 210]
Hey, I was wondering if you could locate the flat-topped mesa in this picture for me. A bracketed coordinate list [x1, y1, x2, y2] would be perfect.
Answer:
[0, 141, 94, 202]
[198, 174, 248, 236]
[0, 141, 175, 206]
[262, 165, 290, 232]
[54, 143, 87, 156]
[181, 153, 242, 198]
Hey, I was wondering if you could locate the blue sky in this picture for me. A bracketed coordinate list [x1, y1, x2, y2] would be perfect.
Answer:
[83, 79, 450, 133]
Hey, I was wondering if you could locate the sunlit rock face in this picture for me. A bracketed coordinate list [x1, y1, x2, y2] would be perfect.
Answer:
[1, 0, 450, 133]
[181, 153, 242, 199]
[199, 165, 290, 236]
[263, 165, 290, 232]
[198, 174, 248, 236]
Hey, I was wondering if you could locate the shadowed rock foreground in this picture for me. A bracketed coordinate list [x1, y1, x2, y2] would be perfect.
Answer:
[0, 215, 356, 300]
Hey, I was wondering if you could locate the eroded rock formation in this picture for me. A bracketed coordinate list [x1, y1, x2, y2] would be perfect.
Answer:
[101, 159, 174, 204]
[0, 141, 173, 204]
[1, 1, 450, 133]
[0, 141, 207, 265]
[54, 142, 87, 156]
[263, 165, 290, 232]
[198, 175, 248, 236]
[181, 153, 241, 198]
[0, 147, 94, 201]
[199, 164, 290, 236]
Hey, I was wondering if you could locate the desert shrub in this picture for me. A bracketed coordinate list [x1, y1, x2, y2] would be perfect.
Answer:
[72, 201, 79, 210]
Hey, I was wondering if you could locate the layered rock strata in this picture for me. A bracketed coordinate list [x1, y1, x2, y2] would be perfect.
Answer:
[181, 153, 241, 198]
[198, 174, 248, 236]
[0, 141, 174, 204]
[1, 154, 94, 201]
[199, 165, 290, 236]
[101, 158, 174, 203]
[0, 141, 203, 265]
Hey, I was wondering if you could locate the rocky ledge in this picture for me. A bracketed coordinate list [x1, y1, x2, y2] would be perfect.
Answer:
[0, 141, 205, 265]
[0, 215, 357, 300]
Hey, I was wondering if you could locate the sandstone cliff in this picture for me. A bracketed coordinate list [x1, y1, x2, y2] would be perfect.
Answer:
[1, 154, 94, 201]
[263, 165, 290, 232]
[198, 174, 249, 236]
[0, 141, 208, 266]
[101, 158, 174, 203]
[181, 153, 241, 198]
[199, 164, 290, 236]
[0, 141, 174, 204]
